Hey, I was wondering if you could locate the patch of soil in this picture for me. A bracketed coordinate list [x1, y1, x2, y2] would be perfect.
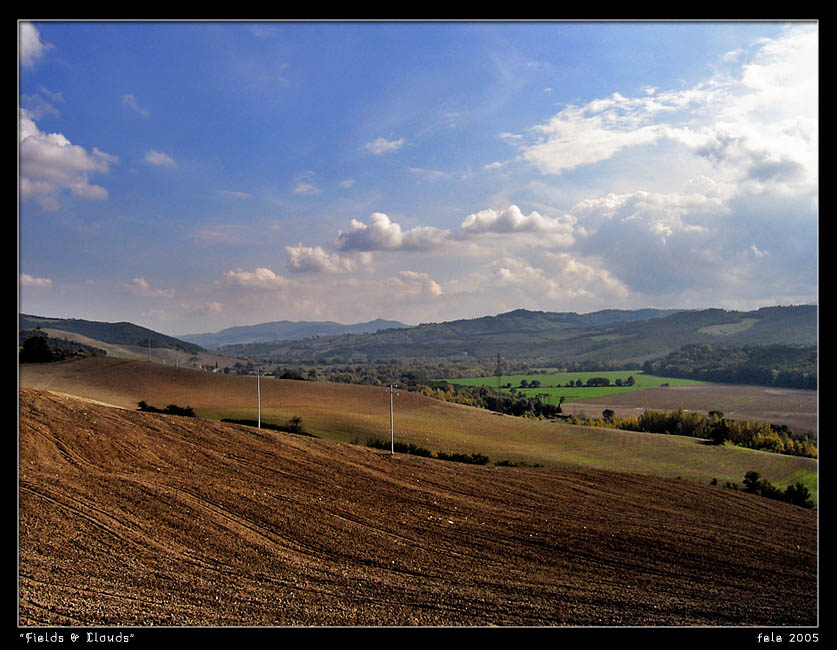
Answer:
[19, 388, 817, 627]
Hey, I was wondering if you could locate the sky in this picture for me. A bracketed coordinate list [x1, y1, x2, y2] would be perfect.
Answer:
[18, 20, 818, 336]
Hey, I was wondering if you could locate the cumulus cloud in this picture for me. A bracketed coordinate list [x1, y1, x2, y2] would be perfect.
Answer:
[364, 137, 404, 155]
[19, 108, 117, 210]
[224, 267, 288, 290]
[457, 253, 630, 310]
[19, 22, 51, 68]
[385, 271, 443, 297]
[459, 205, 576, 246]
[338, 213, 449, 252]
[285, 243, 372, 274]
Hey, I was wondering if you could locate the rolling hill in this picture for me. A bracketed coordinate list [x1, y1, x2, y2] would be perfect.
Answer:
[178, 318, 408, 349]
[19, 384, 817, 626]
[19, 314, 205, 356]
[19, 357, 816, 496]
[217, 305, 817, 365]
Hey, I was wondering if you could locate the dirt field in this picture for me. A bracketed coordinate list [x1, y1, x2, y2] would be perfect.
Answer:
[18, 386, 817, 627]
[562, 384, 817, 434]
[18, 358, 816, 491]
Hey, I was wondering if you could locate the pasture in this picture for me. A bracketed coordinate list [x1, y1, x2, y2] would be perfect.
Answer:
[449, 370, 707, 403]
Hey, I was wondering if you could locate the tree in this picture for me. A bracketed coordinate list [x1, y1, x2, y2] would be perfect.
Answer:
[602, 409, 615, 422]
[783, 482, 814, 509]
[20, 335, 54, 363]
[743, 471, 763, 493]
[286, 416, 306, 434]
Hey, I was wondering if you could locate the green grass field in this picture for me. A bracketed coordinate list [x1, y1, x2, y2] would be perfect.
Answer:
[447, 371, 707, 404]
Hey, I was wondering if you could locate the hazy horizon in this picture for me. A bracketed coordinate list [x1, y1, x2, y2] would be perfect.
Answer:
[19, 21, 818, 335]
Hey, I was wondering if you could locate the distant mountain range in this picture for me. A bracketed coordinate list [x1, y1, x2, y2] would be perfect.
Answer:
[216, 305, 817, 366]
[19, 305, 817, 368]
[178, 318, 409, 350]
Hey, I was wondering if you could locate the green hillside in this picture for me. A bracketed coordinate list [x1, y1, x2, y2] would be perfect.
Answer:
[219, 305, 817, 367]
[19, 314, 205, 356]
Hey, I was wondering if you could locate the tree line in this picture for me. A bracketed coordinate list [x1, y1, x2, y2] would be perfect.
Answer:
[567, 407, 816, 458]
[19, 332, 105, 363]
[716, 471, 815, 509]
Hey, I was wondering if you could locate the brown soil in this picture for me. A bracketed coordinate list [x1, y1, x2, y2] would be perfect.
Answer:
[19, 386, 817, 627]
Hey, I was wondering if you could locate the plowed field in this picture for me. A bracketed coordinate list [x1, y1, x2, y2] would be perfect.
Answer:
[18, 387, 817, 627]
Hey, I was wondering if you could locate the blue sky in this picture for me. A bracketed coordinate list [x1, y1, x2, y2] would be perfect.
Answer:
[19, 20, 818, 336]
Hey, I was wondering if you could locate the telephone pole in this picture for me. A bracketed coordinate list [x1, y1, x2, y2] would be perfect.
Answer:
[257, 366, 261, 429]
[495, 353, 503, 415]
[387, 384, 399, 455]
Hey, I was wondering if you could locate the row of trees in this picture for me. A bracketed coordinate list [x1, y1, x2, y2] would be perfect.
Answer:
[567, 408, 817, 458]
[19, 332, 105, 363]
[736, 471, 814, 508]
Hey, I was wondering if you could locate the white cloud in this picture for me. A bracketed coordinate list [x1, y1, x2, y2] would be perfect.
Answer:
[518, 24, 817, 193]
[522, 99, 665, 175]
[21, 89, 62, 121]
[122, 93, 150, 117]
[385, 270, 443, 297]
[144, 150, 176, 167]
[294, 182, 320, 195]
[20, 273, 52, 288]
[459, 205, 576, 246]
[338, 212, 448, 252]
[224, 267, 289, 291]
[19, 108, 117, 210]
[127, 278, 175, 299]
[364, 137, 404, 155]
[285, 243, 371, 274]
[19, 22, 51, 68]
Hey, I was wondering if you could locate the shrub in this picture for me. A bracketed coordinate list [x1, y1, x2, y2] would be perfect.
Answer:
[137, 401, 195, 417]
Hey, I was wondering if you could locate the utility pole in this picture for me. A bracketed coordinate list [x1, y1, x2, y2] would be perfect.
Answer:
[388, 384, 399, 455]
[495, 353, 503, 415]
[257, 366, 261, 429]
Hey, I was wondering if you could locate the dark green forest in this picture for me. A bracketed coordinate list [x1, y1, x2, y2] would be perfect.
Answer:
[641, 343, 817, 390]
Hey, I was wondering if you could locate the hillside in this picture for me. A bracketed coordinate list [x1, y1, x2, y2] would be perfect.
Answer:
[218, 305, 816, 366]
[19, 386, 817, 626]
[179, 318, 408, 349]
[20, 314, 204, 356]
[19, 357, 817, 495]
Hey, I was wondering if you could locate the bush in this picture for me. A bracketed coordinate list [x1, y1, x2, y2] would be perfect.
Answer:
[740, 471, 814, 508]
[365, 438, 489, 464]
[137, 401, 195, 417]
